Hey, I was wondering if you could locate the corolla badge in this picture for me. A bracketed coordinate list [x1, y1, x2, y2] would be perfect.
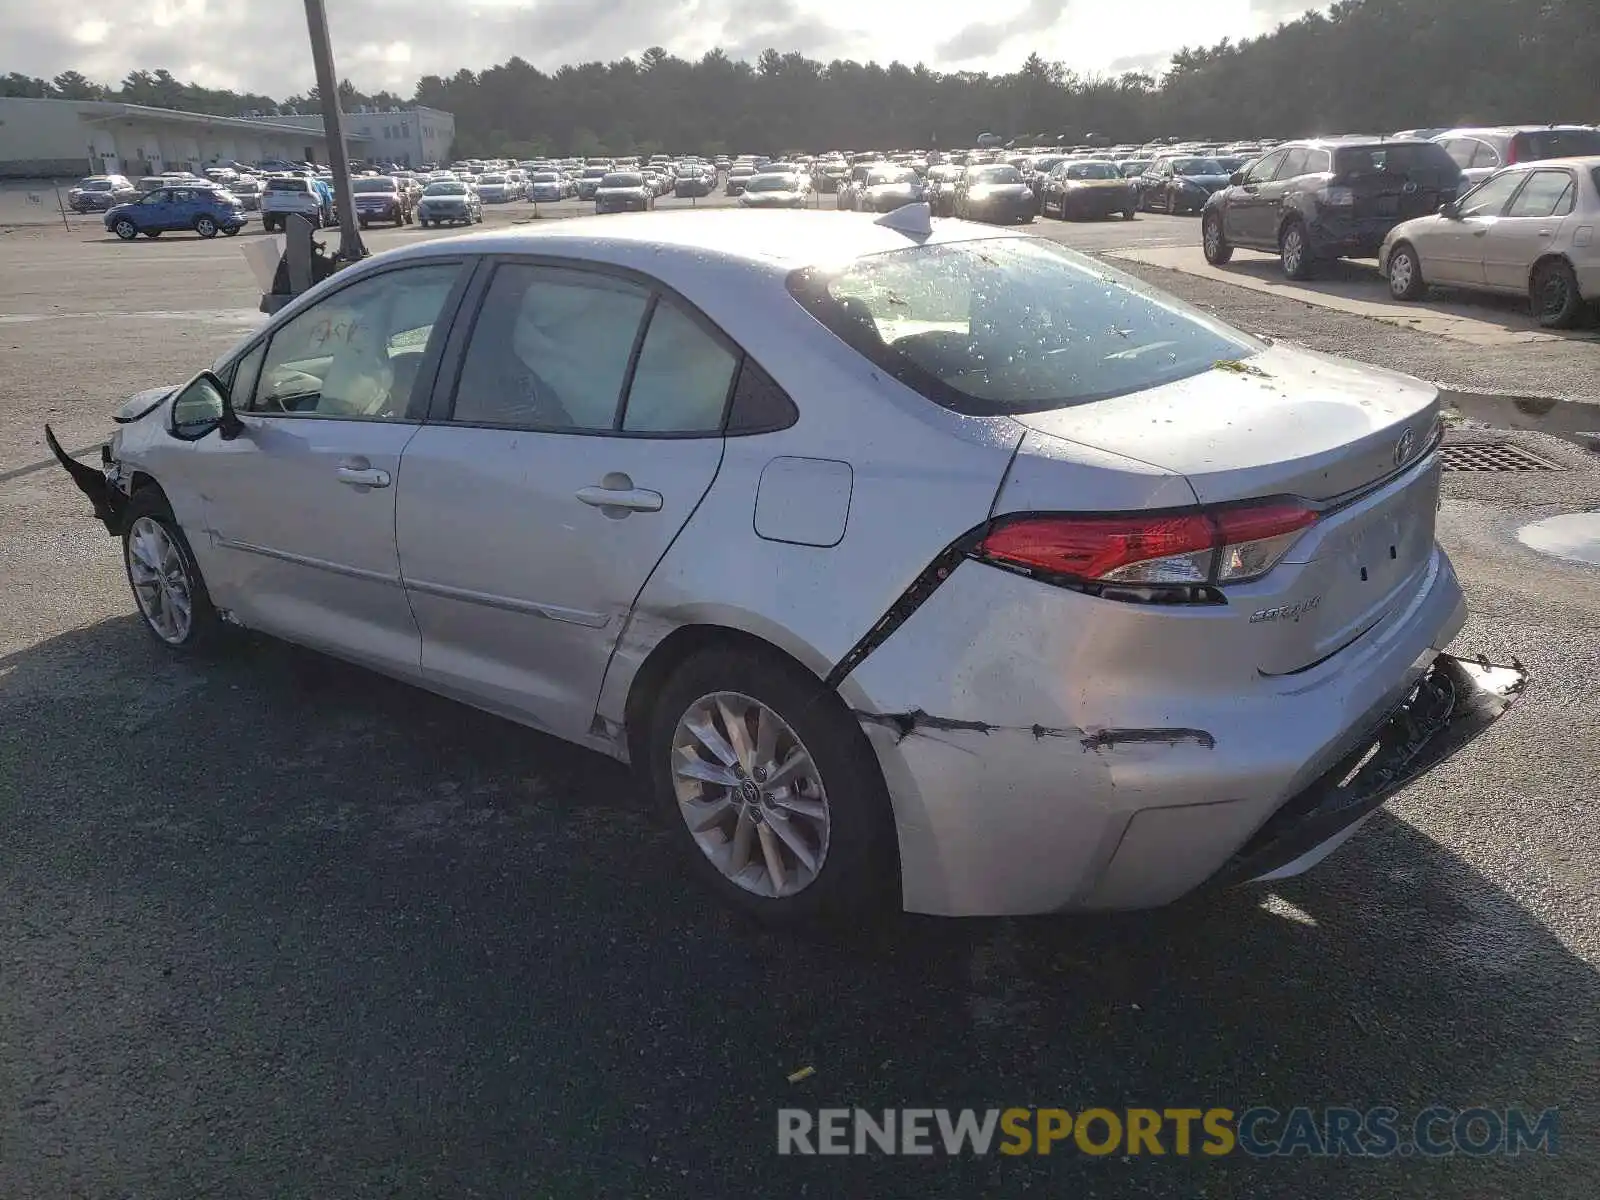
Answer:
[1394, 428, 1417, 465]
[1250, 595, 1322, 624]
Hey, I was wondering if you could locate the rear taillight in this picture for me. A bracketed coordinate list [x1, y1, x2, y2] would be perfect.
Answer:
[1504, 141, 1519, 166]
[976, 501, 1317, 590]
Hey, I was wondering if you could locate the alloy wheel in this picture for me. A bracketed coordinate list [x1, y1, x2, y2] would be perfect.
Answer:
[1204, 218, 1222, 257]
[671, 691, 830, 899]
[126, 516, 193, 644]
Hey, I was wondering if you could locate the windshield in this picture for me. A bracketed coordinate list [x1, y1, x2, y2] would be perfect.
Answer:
[533, 172, 561, 182]
[970, 165, 1022, 185]
[787, 238, 1259, 417]
[479, 174, 506, 184]
[424, 182, 466, 195]
[1171, 158, 1226, 175]
[1120, 161, 1151, 175]
[1065, 162, 1119, 180]
[747, 174, 799, 192]
[352, 178, 397, 192]
[601, 173, 643, 187]
[81, 179, 115, 191]
[929, 166, 964, 181]
[868, 168, 917, 186]
[583, 168, 608, 178]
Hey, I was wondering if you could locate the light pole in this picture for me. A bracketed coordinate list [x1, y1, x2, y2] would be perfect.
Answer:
[303, 0, 366, 261]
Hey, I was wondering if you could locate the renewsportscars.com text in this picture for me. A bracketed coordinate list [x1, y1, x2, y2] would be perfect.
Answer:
[777, 1106, 1559, 1158]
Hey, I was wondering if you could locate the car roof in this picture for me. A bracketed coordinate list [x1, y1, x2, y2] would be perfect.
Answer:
[1485, 155, 1600, 170]
[1438, 125, 1595, 136]
[379, 210, 1023, 276]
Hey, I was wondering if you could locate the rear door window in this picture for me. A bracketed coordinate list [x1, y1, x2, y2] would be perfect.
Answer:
[1470, 141, 1502, 169]
[1505, 170, 1576, 218]
[1276, 149, 1310, 179]
[787, 237, 1259, 417]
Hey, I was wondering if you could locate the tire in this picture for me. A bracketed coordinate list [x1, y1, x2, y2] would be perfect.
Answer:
[1279, 219, 1314, 280]
[1387, 242, 1426, 300]
[1123, 209, 1136, 220]
[359, 218, 369, 230]
[143, 231, 162, 239]
[643, 644, 898, 927]
[194, 215, 218, 238]
[1202, 211, 1234, 265]
[1531, 259, 1583, 329]
[121, 488, 226, 653]
[113, 218, 138, 240]
[222, 226, 239, 237]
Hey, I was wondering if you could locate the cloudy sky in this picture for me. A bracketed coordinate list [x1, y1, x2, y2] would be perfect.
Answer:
[8, 0, 1325, 97]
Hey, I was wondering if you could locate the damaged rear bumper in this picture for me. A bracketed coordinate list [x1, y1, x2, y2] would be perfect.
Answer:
[44, 424, 125, 534]
[1209, 653, 1528, 888]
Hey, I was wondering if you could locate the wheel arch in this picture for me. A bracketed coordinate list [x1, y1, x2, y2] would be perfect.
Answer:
[1528, 251, 1575, 291]
[613, 618, 837, 768]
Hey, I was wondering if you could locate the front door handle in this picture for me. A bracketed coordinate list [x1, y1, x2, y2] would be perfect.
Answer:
[336, 466, 391, 488]
[576, 474, 663, 514]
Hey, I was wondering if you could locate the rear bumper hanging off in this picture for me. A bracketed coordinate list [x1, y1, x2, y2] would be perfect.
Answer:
[1211, 653, 1529, 888]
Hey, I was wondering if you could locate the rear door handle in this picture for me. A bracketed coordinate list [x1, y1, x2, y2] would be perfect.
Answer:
[336, 466, 391, 488]
[576, 482, 663, 513]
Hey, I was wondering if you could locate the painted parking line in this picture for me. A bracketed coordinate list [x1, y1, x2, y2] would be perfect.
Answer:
[1104, 244, 1600, 349]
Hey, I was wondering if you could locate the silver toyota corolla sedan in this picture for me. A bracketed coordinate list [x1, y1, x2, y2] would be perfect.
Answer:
[48, 207, 1525, 925]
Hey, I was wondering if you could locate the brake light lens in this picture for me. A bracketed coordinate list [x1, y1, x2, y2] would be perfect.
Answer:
[977, 502, 1317, 588]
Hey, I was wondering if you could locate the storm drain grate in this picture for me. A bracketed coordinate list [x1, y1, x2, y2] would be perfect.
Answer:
[1440, 442, 1562, 472]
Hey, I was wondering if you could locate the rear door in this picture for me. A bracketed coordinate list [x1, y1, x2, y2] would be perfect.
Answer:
[395, 259, 737, 740]
[1481, 168, 1576, 290]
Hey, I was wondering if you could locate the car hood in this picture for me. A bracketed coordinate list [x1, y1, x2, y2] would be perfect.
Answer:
[421, 194, 469, 202]
[1064, 178, 1130, 189]
[1008, 342, 1439, 503]
[114, 384, 178, 425]
[1179, 174, 1231, 188]
[969, 184, 1032, 198]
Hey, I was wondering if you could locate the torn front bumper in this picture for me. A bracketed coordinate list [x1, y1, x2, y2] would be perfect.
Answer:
[1210, 653, 1529, 888]
[44, 424, 125, 535]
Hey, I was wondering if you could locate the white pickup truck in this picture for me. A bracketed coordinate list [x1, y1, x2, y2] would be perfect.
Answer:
[260, 177, 331, 232]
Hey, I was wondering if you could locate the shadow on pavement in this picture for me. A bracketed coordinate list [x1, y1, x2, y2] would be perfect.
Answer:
[1, 617, 1592, 1198]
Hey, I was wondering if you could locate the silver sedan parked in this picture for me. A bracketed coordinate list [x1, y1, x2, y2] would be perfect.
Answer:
[48, 208, 1524, 925]
[1380, 157, 1600, 328]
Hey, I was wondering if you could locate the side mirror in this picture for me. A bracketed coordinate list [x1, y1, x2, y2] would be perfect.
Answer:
[1229, 171, 1245, 186]
[168, 369, 242, 441]
[1439, 200, 1461, 219]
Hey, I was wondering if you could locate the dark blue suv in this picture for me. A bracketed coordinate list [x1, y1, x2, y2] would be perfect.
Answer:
[104, 185, 249, 241]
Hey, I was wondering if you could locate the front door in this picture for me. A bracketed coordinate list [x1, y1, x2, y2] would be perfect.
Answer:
[1426, 170, 1525, 285]
[1482, 169, 1576, 291]
[192, 259, 468, 675]
[396, 260, 738, 741]
[1225, 149, 1287, 246]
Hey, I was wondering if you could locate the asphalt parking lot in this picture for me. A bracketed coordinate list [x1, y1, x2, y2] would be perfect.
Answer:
[2, 199, 1598, 1198]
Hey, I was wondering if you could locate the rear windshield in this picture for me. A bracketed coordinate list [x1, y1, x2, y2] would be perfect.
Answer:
[424, 182, 466, 195]
[352, 178, 396, 192]
[479, 174, 506, 184]
[788, 238, 1259, 417]
[970, 165, 1022, 184]
[601, 173, 643, 187]
[1514, 128, 1600, 160]
[583, 168, 609, 178]
[748, 174, 799, 192]
[266, 179, 310, 192]
[1334, 142, 1459, 181]
[533, 172, 561, 182]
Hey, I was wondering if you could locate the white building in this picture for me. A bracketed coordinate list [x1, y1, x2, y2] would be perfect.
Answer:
[0, 97, 375, 179]
[251, 106, 455, 168]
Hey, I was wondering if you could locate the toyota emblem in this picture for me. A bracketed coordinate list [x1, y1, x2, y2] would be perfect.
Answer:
[1394, 428, 1417, 465]
[1403, 181, 1419, 194]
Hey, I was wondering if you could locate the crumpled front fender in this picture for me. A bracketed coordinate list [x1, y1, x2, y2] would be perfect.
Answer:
[44, 425, 124, 535]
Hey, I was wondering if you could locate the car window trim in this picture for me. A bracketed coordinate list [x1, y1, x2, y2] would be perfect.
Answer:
[429, 251, 773, 440]
[240, 256, 475, 424]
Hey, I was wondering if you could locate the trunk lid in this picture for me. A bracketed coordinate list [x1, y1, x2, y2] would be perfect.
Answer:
[999, 344, 1443, 676]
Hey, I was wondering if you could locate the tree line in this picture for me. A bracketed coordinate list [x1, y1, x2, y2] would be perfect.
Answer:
[4, 0, 1595, 160]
